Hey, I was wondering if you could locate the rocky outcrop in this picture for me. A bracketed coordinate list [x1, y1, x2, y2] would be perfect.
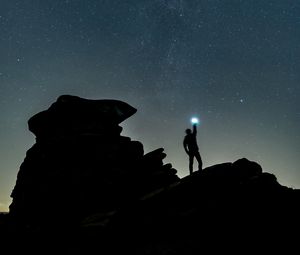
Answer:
[96, 158, 300, 254]
[9, 95, 179, 228]
[6, 95, 300, 254]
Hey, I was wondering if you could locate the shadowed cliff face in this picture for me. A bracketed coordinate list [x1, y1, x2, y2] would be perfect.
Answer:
[9, 95, 179, 228]
[5, 95, 300, 254]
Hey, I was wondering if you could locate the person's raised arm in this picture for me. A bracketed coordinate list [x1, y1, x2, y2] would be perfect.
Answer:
[192, 124, 197, 135]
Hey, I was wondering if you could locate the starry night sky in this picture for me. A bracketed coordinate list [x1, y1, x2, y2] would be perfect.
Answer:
[0, 0, 299, 211]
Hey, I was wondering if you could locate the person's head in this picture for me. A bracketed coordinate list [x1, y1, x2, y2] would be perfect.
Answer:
[185, 129, 192, 135]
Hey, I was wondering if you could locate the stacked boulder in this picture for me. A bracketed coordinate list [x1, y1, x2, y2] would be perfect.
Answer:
[9, 95, 179, 228]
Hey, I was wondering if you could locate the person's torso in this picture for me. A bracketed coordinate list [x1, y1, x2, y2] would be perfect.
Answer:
[185, 134, 198, 151]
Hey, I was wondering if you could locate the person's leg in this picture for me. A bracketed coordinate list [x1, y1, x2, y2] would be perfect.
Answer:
[195, 151, 203, 170]
[189, 155, 194, 175]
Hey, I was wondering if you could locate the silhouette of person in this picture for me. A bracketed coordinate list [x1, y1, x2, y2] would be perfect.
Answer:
[183, 124, 203, 174]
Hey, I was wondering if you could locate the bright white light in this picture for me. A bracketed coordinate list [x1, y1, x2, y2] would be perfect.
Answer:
[191, 117, 199, 124]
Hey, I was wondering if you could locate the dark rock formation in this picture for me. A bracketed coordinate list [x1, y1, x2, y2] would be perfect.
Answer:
[9, 95, 179, 228]
[99, 158, 300, 254]
[28, 95, 137, 139]
[6, 95, 300, 254]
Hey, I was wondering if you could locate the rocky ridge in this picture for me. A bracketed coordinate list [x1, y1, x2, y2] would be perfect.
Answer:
[4, 95, 299, 254]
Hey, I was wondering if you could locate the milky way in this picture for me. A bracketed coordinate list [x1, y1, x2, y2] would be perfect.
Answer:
[0, 0, 299, 211]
